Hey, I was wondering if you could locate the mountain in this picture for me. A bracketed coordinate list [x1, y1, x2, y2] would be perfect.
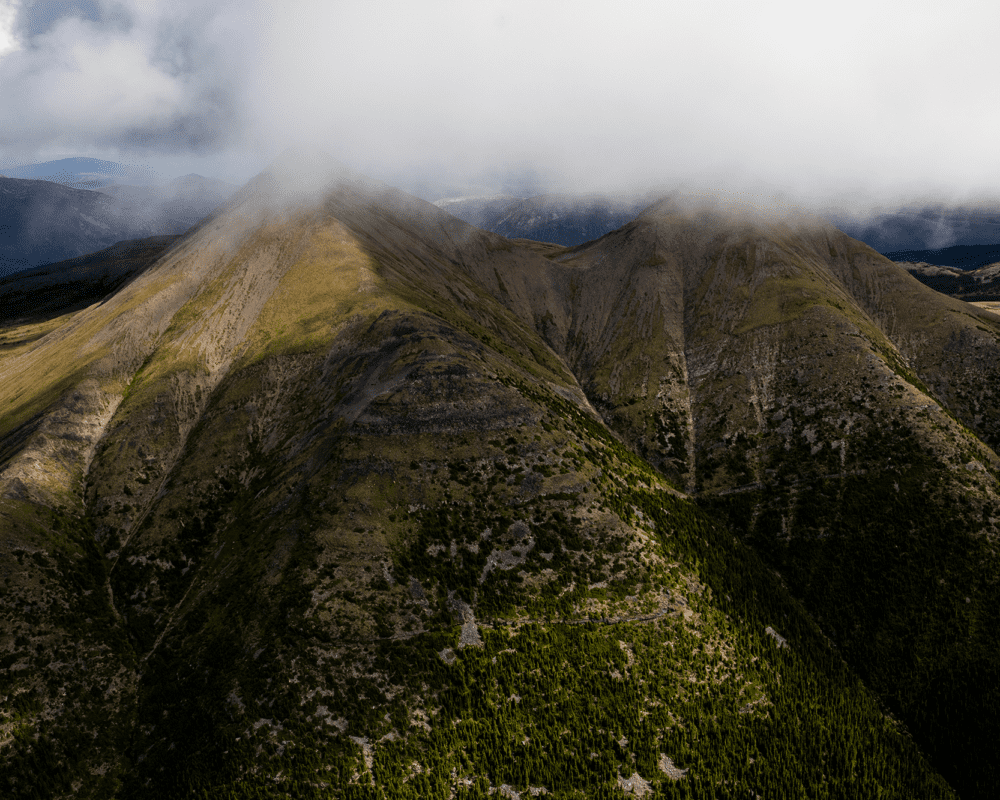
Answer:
[881, 243, 1000, 270]
[1, 157, 160, 190]
[435, 193, 652, 246]
[834, 204, 1000, 253]
[431, 194, 521, 227]
[0, 177, 144, 277]
[425, 195, 1000, 259]
[0, 175, 234, 278]
[2, 153, 1000, 799]
[899, 260, 1000, 302]
[557, 202, 1000, 799]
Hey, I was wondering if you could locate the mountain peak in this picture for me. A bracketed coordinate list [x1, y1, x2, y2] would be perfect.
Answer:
[265, 146, 351, 191]
[220, 146, 357, 221]
[2, 156, 160, 188]
[638, 190, 833, 232]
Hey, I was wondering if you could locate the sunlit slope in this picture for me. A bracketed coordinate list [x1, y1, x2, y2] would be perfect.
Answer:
[0, 171, 416, 797]
[822, 240, 1000, 450]
[528, 199, 1000, 798]
[0, 167, 961, 799]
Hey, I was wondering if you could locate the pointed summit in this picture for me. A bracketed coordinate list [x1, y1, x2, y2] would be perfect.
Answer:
[234, 146, 353, 208]
[263, 145, 351, 189]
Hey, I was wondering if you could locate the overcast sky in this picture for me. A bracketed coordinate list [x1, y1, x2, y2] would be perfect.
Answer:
[1, 0, 998, 208]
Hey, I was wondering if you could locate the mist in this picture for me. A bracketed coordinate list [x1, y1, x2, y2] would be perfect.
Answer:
[2, 0, 999, 216]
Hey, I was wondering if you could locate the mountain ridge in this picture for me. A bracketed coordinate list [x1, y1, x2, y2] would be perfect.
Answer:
[1, 157, 159, 189]
[2, 157, 998, 798]
[433, 193, 654, 247]
[901, 259, 1000, 302]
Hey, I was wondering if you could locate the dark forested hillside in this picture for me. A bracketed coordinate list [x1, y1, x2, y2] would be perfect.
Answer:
[0, 235, 181, 326]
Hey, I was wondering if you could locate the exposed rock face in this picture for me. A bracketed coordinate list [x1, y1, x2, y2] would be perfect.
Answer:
[2, 156, 999, 798]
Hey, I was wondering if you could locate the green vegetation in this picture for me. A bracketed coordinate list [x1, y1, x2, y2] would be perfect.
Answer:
[703, 421, 1000, 799]
[5, 170, 1000, 799]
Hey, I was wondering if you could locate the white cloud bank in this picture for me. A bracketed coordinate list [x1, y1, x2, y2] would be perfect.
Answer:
[0, 1, 20, 57]
[1, 0, 999, 207]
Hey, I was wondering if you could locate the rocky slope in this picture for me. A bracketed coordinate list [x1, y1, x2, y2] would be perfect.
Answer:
[2, 154, 999, 798]
[544, 201, 1000, 798]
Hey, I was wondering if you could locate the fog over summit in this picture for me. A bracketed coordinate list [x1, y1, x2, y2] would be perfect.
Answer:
[1, 0, 999, 212]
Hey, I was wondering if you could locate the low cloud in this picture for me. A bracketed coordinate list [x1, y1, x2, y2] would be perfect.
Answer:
[2, 0, 999, 211]
[0, 1, 243, 158]
[0, 1, 19, 57]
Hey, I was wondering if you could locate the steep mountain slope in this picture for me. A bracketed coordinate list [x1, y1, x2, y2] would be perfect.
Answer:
[0, 157, 995, 798]
[530, 200, 1000, 798]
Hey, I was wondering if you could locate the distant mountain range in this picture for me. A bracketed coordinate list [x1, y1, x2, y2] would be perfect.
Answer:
[439, 195, 1000, 260]
[0, 157, 160, 189]
[434, 193, 655, 246]
[834, 204, 1000, 253]
[8, 160, 1000, 281]
[900, 259, 1000, 301]
[0, 173, 235, 277]
[881, 243, 1000, 269]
